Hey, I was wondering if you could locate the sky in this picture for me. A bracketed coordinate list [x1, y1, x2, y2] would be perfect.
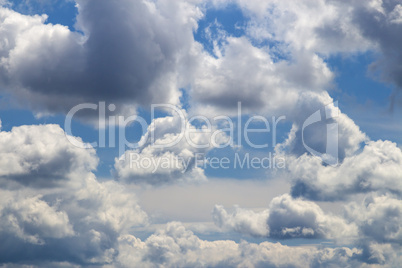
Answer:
[0, 0, 401, 267]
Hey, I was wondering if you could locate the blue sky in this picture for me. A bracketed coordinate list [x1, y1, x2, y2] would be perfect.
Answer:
[0, 0, 402, 267]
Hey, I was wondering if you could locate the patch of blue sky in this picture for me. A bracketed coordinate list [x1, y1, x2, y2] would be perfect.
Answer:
[327, 52, 393, 108]
[326, 52, 402, 143]
[7, 0, 78, 31]
[194, 3, 246, 57]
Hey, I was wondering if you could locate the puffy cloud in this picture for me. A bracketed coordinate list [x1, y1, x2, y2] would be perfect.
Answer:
[0, 121, 397, 266]
[232, 0, 402, 101]
[236, 0, 373, 54]
[289, 140, 402, 201]
[0, 123, 148, 265]
[0, 124, 97, 187]
[190, 36, 334, 116]
[358, 242, 402, 266]
[114, 109, 229, 185]
[345, 194, 402, 245]
[0, 176, 148, 265]
[201, 0, 402, 118]
[0, 0, 202, 117]
[212, 205, 269, 237]
[340, 194, 402, 265]
[213, 194, 356, 240]
[267, 194, 356, 240]
[0, 194, 74, 245]
[115, 221, 364, 267]
[277, 92, 367, 163]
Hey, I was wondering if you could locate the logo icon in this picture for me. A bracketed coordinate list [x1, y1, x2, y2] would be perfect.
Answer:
[302, 102, 339, 166]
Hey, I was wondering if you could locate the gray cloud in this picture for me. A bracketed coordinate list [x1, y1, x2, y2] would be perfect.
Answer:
[0, 0, 201, 117]
[350, 0, 402, 90]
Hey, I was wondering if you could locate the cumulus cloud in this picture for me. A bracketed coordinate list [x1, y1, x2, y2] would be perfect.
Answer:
[212, 205, 269, 237]
[201, 0, 402, 116]
[114, 109, 229, 185]
[0, 120, 398, 266]
[345, 194, 402, 246]
[0, 194, 74, 245]
[0, 123, 148, 265]
[0, 124, 97, 187]
[267, 194, 356, 240]
[235, 0, 402, 106]
[0, 0, 201, 117]
[288, 140, 402, 201]
[190, 36, 334, 116]
[233, 0, 373, 54]
[277, 92, 367, 163]
[213, 194, 356, 240]
[114, 221, 364, 267]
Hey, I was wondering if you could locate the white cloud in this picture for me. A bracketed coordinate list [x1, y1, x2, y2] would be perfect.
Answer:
[288, 140, 402, 201]
[114, 110, 230, 185]
[268, 194, 357, 240]
[238, 0, 373, 54]
[0, 123, 148, 265]
[213, 205, 269, 237]
[274, 91, 367, 167]
[0, 124, 97, 187]
[0, 194, 74, 245]
[213, 194, 357, 240]
[345, 194, 402, 245]
[114, 221, 364, 267]
[190, 36, 334, 117]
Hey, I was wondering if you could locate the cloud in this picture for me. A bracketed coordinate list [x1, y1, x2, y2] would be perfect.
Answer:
[276, 92, 367, 163]
[349, 0, 402, 91]
[288, 140, 402, 201]
[0, 0, 202, 117]
[212, 205, 269, 237]
[190, 36, 334, 116]
[0, 121, 398, 266]
[114, 109, 229, 185]
[0, 194, 74, 245]
[0, 177, 148, 266]
[345, 194, 402, 246]
[0, 123, 148, 265]
[267, 194, 356, 240]
[115, 221, 364, 267]
[238, 0, 373, 54]
[0, 124, 97, 187]
[232, 0, 402, 104]
[213, 194, 356, 240]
